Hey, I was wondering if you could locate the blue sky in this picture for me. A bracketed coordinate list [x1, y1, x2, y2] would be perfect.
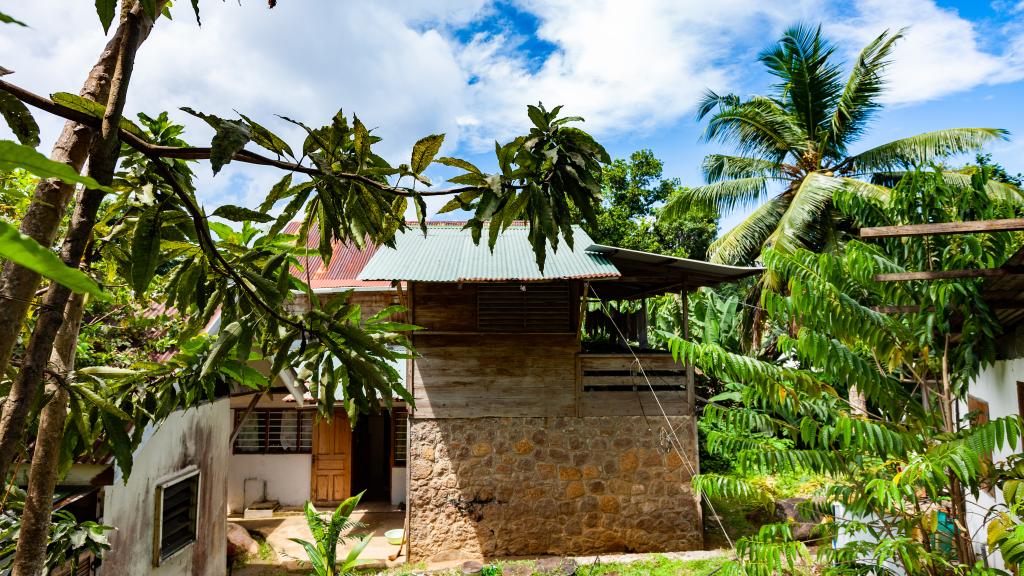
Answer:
[3, 0, 1024, 233]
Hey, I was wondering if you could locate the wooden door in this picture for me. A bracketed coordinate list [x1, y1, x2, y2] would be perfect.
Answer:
[311, 411, 351, 504]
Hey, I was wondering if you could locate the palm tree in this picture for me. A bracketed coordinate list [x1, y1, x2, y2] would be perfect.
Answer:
[665, 24, 1011, 265]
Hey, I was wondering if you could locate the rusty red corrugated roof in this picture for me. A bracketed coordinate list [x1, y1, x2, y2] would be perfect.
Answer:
[283, 222, 391, 289]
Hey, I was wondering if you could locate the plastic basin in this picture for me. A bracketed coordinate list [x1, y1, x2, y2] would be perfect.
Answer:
[385, 529, 404, 545]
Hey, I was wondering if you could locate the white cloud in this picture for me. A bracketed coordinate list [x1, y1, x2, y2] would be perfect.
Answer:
[1, 0, 1022, 213]
[827, 0, 1024, 105]
[452, 0, 819, 149]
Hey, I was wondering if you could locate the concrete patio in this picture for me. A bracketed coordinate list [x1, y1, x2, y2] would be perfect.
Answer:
[231, 502, 406, 574]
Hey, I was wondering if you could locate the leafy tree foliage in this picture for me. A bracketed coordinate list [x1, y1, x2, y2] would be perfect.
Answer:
[674, 168, 1022, 575]
[582, 149, 718, 259]
[664, 24, 1011, 265]
[0, 3, 610, 570]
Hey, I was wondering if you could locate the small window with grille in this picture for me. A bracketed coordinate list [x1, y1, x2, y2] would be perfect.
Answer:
[233, 409, 313, 454]
[392, 408, 408, 466]
[477, 283, 572, 333]
[153, 468, 200, 565]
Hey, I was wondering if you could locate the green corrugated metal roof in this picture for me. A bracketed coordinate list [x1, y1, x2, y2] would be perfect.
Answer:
[358, 224, 620, 282]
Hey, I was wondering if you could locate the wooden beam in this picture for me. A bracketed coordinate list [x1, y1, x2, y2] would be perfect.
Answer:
[860, 218, 1024, 239]
[682, 290, 695, 414]
[874, 266, 1024, 282]
[875, 300, 1024, 312]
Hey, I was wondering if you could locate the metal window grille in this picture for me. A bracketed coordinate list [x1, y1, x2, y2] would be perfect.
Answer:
[232, 409, 313, 454]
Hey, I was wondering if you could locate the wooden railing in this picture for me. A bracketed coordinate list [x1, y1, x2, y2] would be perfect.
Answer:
[576, 353, 691, 416]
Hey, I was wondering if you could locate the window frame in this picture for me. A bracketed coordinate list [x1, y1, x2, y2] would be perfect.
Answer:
[391, 407, 408, 467]
[152, 466, 201, 566]
[476, 282, 573, 333]
[232, 408, 314, 455]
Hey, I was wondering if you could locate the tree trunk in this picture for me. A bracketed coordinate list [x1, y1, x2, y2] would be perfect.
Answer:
[849, 386, 867, 416]
[0, 2, 157, 482]
[939, 335, 977, 567]
[10, 293, 84, 576]
[0, 0, 159, 379]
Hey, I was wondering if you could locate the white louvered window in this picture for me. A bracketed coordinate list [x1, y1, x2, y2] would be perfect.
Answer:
[392, 408, 408, 466]
[477, 283, 572, 333]
[232, 409, 313, 454]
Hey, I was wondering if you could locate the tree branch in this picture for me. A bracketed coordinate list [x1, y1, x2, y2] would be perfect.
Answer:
[0, 79, 479, 198]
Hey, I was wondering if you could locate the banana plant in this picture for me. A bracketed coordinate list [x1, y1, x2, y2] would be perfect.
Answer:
[290, 492, 371, 576]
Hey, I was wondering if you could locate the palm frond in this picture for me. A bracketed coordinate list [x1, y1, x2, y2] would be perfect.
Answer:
[663, 176, 768, 219]
[702, 154, 782, 182]
[707, 194, 790, 265]
[759, 24, 843, 142]
[702, 97, 807, 162]
[835, 177, 891, 203]
[826, 29, 904, 154]
[696, 88, 741, 120]
[940, 171, 1024, 203]
[766, 172, 839, 255]
[847, 128, 1009, 172]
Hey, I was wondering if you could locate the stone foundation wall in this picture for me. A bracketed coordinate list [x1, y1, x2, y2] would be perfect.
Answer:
[408, 416, 702, 562]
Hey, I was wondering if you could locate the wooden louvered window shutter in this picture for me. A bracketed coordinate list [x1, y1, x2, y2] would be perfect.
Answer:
[477, 283, 572, 333]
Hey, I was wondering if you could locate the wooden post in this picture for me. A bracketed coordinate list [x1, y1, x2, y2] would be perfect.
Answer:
[638, 298, 649, 350]
[682, 290, 695, 414]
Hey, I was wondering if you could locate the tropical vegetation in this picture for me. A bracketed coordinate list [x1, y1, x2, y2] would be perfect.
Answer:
[290, 493, 371, 576]
[676, 167, 1023, 575]
[665, 25, 1012, 265]
[582, 148, 718, 260]
[0, 2, 608, 573]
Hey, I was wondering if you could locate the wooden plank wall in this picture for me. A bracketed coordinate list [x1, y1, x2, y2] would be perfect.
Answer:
[410, 282, 690, 418]
[577, 354, 689, 416]
[412, 333, 579, 417]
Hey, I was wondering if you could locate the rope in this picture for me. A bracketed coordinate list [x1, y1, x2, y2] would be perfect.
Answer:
[589, 287, 742, 564]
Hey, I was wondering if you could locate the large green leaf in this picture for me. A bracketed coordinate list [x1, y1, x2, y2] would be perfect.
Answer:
[0, 10, 26, 26]
[181, 107, 252, 174]
[51, 92, 150, 142]
[200, 321, 242, 378]
[130, 204, 162, 295]
[0, 91, 39, 147]
[94, 0, 116, 33]
[211, 204, 273, 223]
[238, 113, 292, 158]
[0, 220, 108, 300]
[0, 140, 112, 191]
[410, 134, 444, 174]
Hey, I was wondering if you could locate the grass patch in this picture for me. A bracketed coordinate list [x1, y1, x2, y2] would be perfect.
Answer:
[373, 555, 727, 575]
[582, 555, 726, 575]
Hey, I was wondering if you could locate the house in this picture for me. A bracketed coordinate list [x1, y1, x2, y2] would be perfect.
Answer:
[962, 245, 1024, 571]
[227, 223, 408, 513]
[355, 222, 761, 562]
[16, 397, 231, 576]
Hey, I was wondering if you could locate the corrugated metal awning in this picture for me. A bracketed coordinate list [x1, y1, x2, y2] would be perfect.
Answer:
[358, 224, 620, 282]
[585, 244, 763, 284]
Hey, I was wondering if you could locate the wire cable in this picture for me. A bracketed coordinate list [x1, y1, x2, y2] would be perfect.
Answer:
[589, 287, 743, 564]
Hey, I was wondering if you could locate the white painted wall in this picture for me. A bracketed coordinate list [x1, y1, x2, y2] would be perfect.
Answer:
[98, 399, 230, 576]
[391, 467, 407, 506]
[963, 357, 1024, 571]
[227, 454, 311, 513]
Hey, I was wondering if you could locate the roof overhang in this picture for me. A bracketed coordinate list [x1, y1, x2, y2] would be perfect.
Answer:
[583, 244, 763, 299]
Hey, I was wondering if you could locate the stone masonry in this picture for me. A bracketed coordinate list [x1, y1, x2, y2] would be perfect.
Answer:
[407, 416, 703, 562]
